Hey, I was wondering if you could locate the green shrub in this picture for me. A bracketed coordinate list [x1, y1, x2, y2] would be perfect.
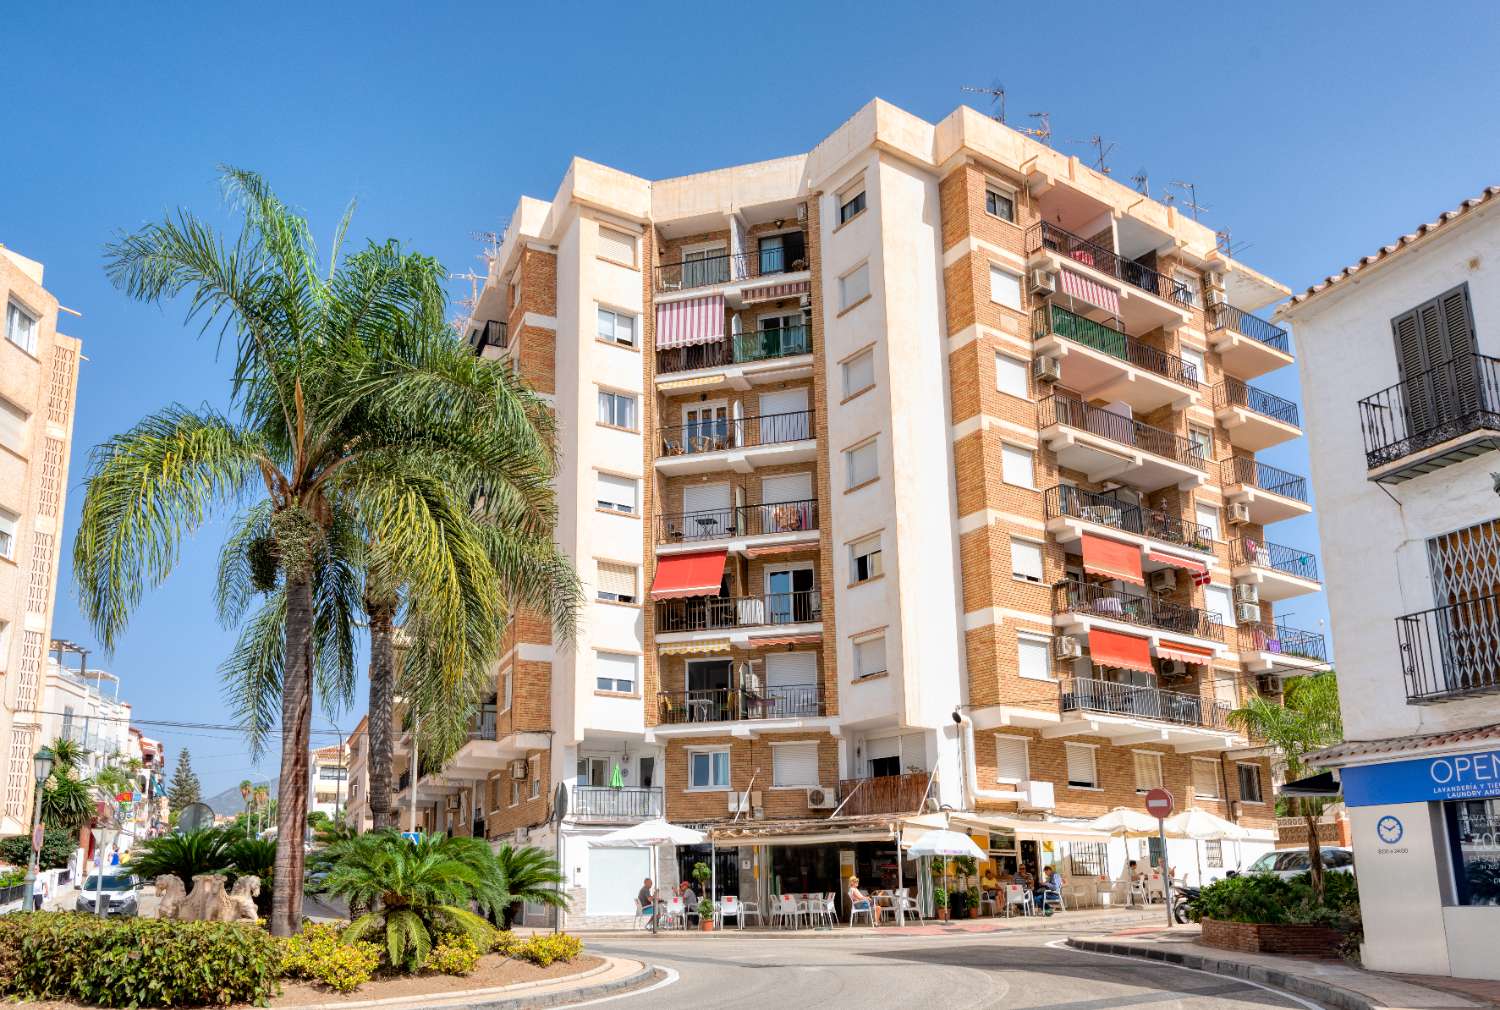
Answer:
[280, 921, 380, 993]
[515, 933, 583, 967]
[426, 934, 481, 975]
[1196, 871, 1362, 929]
[0, 912, 281, 1007]
[0, 827, 76, 871]
[492, 929, 523, 956]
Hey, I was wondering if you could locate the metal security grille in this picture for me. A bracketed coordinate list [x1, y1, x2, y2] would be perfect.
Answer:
[1402, 520, 1500, 700]
[1429, 519, 1500, 604]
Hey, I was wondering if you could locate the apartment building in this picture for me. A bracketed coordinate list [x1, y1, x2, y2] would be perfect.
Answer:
[38, 654, 132, 781]
[343, 716, 371, 831]
[0, 246, 82, 836]
[309, 743, 350, 820]
[403, 99, 1317, 926]
[1282, 186, 1500, 979]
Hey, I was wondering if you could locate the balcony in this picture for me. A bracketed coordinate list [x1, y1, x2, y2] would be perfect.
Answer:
[657, 499, 817, 549]
[1039, 392, 1207, 489]
[1032, 303, 1199, 413]
[1054, 577, 1225, 643]
[468, 319, 508, 359]
[570, 785, 663, 822]
[655, 589, 822, 634]
[1061, 677, 1232, 731]
[1237, 621, 1327, 671]
[1357, 353, 1500, 483]
[1398, 594, 1500, 703]
[654, 241, 808, 295]
[1044, 485, 1214, 557]
[1206, 303, 1293, 380]
[1025, 222, 1194, 333]
[657, 325, 812, 380]
[1220, 457, 1312, 525]
[1212, 378, 1301, 451]
[1229, 537, 1320, 601]
[834, 772, 933, 817]
[656, 410, 816, 475]
[657, 684, 823, 725]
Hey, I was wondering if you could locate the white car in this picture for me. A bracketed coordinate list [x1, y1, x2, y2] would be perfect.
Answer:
[75, 874, 141, 916]
[1245, 847, 1355, 880]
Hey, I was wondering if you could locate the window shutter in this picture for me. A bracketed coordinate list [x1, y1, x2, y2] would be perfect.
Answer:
[0, 399, 26, 453]
[995, 737, 1029, 782]
[598, 227, 636, 266]
[1011, 539, 1043, 581]
[596, 652, 636, 688]
[772, 743, 818, 787]
[596, 473, 637, 512]
[1440, 286, 1479, 410]
[1065, 744, 1095, 786]
[597, 562, 636, 599]
[1133, 752, 1161, 790]
[1193, 760, 1221, 798]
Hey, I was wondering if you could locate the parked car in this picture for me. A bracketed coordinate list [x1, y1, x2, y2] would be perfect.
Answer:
[75, 874, 141, 916]
[1245, 847, 1354, 879]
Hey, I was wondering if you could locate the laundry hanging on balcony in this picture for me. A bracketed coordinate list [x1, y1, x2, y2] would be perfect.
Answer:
[1081, 533, 1144, 585]
[655, 294, 725, 349]
[1145, 550, 1212, 587]
[1154, 642, 1215, 667]
[650, 549, 728, 600]
[1086, 629, 1153, 674]
[1058, 267, 1120, 317]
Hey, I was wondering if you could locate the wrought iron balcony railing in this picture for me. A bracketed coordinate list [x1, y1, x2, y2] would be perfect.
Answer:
[1357, 353, 1500, 471]
[1238, 621, 1327, 662]
[1206, 302, 1291, 353]
[657, 325, 812, 375]
[1025, 222, 1194, 306]
[656, 685, 823, 725]
[1040, 392, 1208, 470]
[654, 240, 808, 293]
[1044, 485, 1214, 554]
[1061, 676, 1231, 730]
[571, 786, 663, 821]
[1213, 377, 1300, 426]
[658, 409, 814, 457]
[1398, 594, 1500, 703]
[1033, 303, 1199, 387]
[1221, 457, 1309, 502]
[655, 589, 821, 633]
[657, 499, 817, 544]
[1229, 537, 1319, 582]
[1055, 577, 1225, 641]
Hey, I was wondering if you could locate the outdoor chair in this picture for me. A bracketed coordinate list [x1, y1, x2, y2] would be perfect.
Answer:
[771, 894, 801, 929]
[662, 895, 687, 929]
[1129, 878, 1149, 905]
[1038, 884, 1066, 914]
[1004, 884, 1033, 917]
[633, 897, 655, 931]
[811, 893, 836, 928]
[738, 897, 763, 927]
[893, 891, 924, 924]
[848, 888, 875, 927]
[719, 895, 743, 929]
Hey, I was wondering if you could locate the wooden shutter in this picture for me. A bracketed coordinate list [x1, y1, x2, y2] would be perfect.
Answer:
[1133, 751, 1162, 790]
[1440, 286, 1480, 411]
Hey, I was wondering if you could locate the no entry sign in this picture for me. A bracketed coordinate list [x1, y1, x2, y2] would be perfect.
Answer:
[1144, 788, 1174, 819]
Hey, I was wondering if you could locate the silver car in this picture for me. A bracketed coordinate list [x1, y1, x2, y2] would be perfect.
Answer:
[1245, 847, 1355, 880]
[75, 874, 141, 916]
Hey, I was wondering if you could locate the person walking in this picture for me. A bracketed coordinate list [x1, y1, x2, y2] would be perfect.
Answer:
[32, 879, 47, 911]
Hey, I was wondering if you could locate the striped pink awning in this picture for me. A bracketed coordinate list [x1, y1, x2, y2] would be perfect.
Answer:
[655, 294, 726, 349]
[1059, 267, 1120, 316]
[742, 279, 810, 304]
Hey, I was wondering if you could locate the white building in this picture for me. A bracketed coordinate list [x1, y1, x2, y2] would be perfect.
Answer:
[1282, 185, 1500, 979]
[309, 743, 349, 820]
[39, 655, 131, 780]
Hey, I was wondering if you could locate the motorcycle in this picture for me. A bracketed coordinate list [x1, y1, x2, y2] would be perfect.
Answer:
[1172, 883, 1199, 924]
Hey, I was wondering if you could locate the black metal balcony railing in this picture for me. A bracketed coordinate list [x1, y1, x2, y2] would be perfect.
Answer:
[1238, 621, 1327, 663]
[1221, 457, 1309, 502]
[1400, 594, 1500, 703]
[657, 325, 813, 375]
[571, 786, 664, 821]
[1213, 377, 1300, 427]
[1061, 676, 1232, 730]
[835, 771, 934, 816]
[1033, 303, 1199, 387]
[470, 319, 508, 354]
[1055, 577, 1226, 642]
[657, 499, 817, 544]
[655, 589, 821, 633]
[654, 241, 808, 293]
[657, 685, 823, 725]
[1229, 537, 1319, 582]
[1045, 485, 1214, 554]
[658, 409, 814, 457]
[1206, 302, 1291, 354]
[1025, 222, 1194, 306]
[1041, 392, 1208, 471]
[1357, 354, 1500, 471]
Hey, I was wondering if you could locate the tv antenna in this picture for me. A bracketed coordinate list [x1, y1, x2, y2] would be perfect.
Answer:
[1169, 180, 1209, 221]
[1215, 228, 1252, 258]
[1071, 134, 1116, 174]
[1131, 170, 1150, 197]
[1019, 112, 1051, 141]
[961, 82, 1006, 123]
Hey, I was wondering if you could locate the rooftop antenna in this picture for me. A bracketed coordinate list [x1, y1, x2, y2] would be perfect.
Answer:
[1169, 180, 1208, 221]
[1019, 112, 1051, 142]
[1215, 228, 1252, 258]
[961, 82, 1006, 123]
[1071, 134, 1116, 174]
[1131, 169, 1150, 197]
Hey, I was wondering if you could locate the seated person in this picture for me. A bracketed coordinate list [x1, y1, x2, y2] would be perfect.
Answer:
[981, 867, 1000, 893]
[1013, 867, 1034, 890]
[680, 881, 699, 923]
[1034, 865, 1064, 910]
[847, 875, 875, 923]
[638, 878, 657, 923]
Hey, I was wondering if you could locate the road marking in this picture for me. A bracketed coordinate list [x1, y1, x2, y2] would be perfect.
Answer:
[1042, 939, 1326, 1010]
[558, 966, 679, 1007]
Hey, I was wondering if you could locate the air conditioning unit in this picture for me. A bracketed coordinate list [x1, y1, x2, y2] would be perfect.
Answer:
[1018, 780, 1056, 811]
[805, 786, 838, 809]
[1256, 673, 1283, 695]
[1233, 583, 1260, 605]
[1236, 602, 1262, 624]
[1033, 355, 1062, 384]
[1150, 569, 1178, 592]
[1159, 660, 1189, 678]
[1028, 268, 1056, 295]
[728, 791, 758, 814]
[509, 759, 529, 780]
[1227, 502, 1252, 525]
[1054, 635, 1083, 659]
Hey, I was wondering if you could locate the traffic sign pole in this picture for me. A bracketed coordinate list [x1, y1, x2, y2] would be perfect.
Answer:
[1143, 789, 1176, 928]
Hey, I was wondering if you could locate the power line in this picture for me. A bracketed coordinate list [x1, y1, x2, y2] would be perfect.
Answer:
[22, 709, 347, 738]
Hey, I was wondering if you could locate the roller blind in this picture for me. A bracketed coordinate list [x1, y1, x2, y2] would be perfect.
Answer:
[597, 226, 637, 266]
[1133, 751, 1163, 791]
[1065, 744, 1097, 788]
[772, 743, 818, 787]
[596, 473, 637, 513]
[596, 561, 636, 599]
[995, 736, 1029, 783]
[0, 399, 26, 453]
[1193, 760, 1221, 799]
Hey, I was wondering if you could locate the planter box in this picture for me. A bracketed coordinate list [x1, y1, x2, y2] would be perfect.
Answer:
[1201, 918, 1346, 958]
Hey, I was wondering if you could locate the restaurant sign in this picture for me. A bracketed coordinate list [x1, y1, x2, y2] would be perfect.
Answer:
[1341, 748, 1500, 807]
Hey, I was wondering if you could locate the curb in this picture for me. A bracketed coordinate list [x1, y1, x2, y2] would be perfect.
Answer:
[1065, 938, 1377, 1010]
[459, 966, 664, 1010]
[294, 959, 618, 1010]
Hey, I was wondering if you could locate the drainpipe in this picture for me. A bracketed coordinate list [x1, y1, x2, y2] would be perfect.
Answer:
[952, 711, 1029, 806]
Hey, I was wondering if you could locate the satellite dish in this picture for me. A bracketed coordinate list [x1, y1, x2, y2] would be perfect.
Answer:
[178, 802, 215, 833]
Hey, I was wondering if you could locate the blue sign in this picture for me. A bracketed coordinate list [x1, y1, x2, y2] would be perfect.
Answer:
[1376, 815, 1403, 844]
[1342, 748, 1500, 807]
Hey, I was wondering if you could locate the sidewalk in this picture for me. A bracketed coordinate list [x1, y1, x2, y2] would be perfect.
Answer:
[1067, 924, 1500, 1009]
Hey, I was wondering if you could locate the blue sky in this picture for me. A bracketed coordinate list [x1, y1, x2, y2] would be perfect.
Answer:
[5, 2, 1498, 794]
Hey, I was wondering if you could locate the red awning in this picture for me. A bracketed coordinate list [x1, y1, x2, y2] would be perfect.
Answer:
[1155, 642, 1215, 666]
[1088, 629, 1154, 674]
[1146, 550, 1209, 575]
[650, 550, 728, 600]
[1082, 533, 1144, 585]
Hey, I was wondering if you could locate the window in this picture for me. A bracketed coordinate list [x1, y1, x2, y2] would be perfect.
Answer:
[597, 226, 637, 267]
[1174, 271, 1199, 307]
[772, 742, 818, 788]
[843, 348, 876, 398]
[1065, 743, 1098, 788]
[1204, 839, 1223, 868]
[596, 562, 637, 603]
[501, 670, 513, 712]
[853, 634, 887, 678]
[850, 533, 883, 583]
[1203, 584, 1236, 628]
[597, 389, 637, 430]
[0, 398, 26, 455]
[838, 186, 866, 225]
[1188, 425, 1213, 461]
[1180, 345, 1206, 386]
[596, 306, 636, 347]
[577, 756, 609, 786]
[1133, 751, 1163, 793]
[0, 509, 14, 560]
[995, 735, 1030, 783]
[1193, 759, 1222, 799]
[5, 302, 37, 355]
[0, 620, 9, 669]
[989, 265, 1023, 311]
[529, 757, 542, 799]
[689, 749, 731, 790]
[1000, 443, 1034, 488]
[1444, 797, 1500, 906]
[1016, 634, 1052, 681]
[1194, 501, 1220, 542]
[1237, 763, 1264, 803]
[845, 439, 878, 489]
[985, 187, 1015, 223]
[596, 472, 637, 515]
[996, 352, 1028, 399]
[1391, 286, 1478, 435]
[839, 264, 870, 309]
[511, 779, 522, 806]
[595, 651, 637, 693]
[1010, 538, 1043, 583]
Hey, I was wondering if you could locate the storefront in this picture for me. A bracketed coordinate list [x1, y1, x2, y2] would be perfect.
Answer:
[709, 816, 906, 919]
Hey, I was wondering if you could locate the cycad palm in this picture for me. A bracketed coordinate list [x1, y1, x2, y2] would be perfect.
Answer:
[492, 843, 567, 929]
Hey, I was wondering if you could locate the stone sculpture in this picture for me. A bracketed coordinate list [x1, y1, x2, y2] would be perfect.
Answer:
[151, 872, 260, 922]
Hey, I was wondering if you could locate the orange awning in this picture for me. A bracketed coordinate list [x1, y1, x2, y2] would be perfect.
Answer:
[1082, 533, 1144, 585]
[1146, 550, 1208, 575]
[745, 544, 809, 558]
[650, 550, 728, 600]
[1155, 642, 1215, 666]
[746, 634, 822, 648]
[1088, 629, 1154, 674]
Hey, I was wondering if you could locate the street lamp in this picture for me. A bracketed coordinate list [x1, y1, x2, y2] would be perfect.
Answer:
[22, 747, 55, 912]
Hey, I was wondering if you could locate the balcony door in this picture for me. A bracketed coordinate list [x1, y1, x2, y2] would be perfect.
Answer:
[682, 482, 733, 539]
[760, 472, 813, 533]
[758, 231, 804, 276]
[766, 565, 815, 624]
[682, 401, 729, 451]
[765, 651, 817, 717]
[1392, 284, 1479, 438]
[758, 387, 809, 442]
[686, 659, 734, 722]
[682, 244, 729, 287]
[754, 312, 803, 359]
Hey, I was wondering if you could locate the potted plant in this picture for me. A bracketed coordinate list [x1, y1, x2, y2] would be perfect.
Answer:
[968, 886, 982, 918]
[692, 860, 712, 894]
[933, 886, 949, 921]
[698, 897, 716, 931]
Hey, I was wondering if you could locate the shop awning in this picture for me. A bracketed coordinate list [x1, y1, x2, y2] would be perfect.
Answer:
[906, 812, 1112, 843]
[1082, 533, 1144, 585]
[650, 549, 727, 600]
[655, 294, 725, 349]
[1146, 550, 1209, 575]
[1154, 642, 1215, 666]
[1087, 628, 1153, 674]
[659, 639, 731, 656]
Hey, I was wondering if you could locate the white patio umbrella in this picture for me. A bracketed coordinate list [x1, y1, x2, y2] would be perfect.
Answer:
[590, 819, 707, 921]
[1164, 808, 1249, 885]
[905, 829, 986, 918]
[1086, 807, 1162, 837]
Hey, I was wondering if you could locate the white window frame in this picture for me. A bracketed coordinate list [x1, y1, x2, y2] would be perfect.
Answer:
[845, 438, 878, 489]
[596, 305, 637, 347]
[842, 346, 876, 399]
[994, 733, 1031, 784]
[597, 226, 638, 268]
[839, 263, 870, 310]
[849, 533, 883, 584]
[1194, 501, 1220, 542]
[995, 351, 1028, 399]
[1189, 425, 1214, 460]
[837, 178, 867, 226]
[0, 397, 27, 455]
[1000, 442, 1035, 489]
[985, 184, 1017, 224]
[5, 300, 38, 355]
[688, 748, 731, 791]
[595, 472, 638, 515]
[990, 264, 1023, 311]
[595, 651, 637, 694]
[597, 388, 638, 430]
[1016, 632, 1053, 682]
[852, 632, 887, 679]
[770, 741, 819, 789]
[501, 670, 513, 712]
[1065, 742, 1100, 790]
[0, 509, 15, 561]
[1179, 343, 1206, 386]
[1133, 750, 1164, 794]
[1010, 537, 1043, 584]
[595, 562, 638, 604]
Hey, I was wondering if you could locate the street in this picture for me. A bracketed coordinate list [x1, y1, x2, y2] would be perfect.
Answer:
[587, 925, 1320, 1010]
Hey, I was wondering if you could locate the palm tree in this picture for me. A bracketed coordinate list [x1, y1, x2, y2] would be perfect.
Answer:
[492, 843, 568, 929]
[37, 736, 95, 831]
[1227, 670, 1342, 900]
[127, 828, 236, 882]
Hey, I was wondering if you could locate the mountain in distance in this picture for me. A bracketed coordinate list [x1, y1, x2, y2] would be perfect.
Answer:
[201, 779, 279, 819]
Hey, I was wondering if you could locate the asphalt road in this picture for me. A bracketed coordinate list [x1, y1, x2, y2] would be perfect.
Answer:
[587, 925, 1321, 1010]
